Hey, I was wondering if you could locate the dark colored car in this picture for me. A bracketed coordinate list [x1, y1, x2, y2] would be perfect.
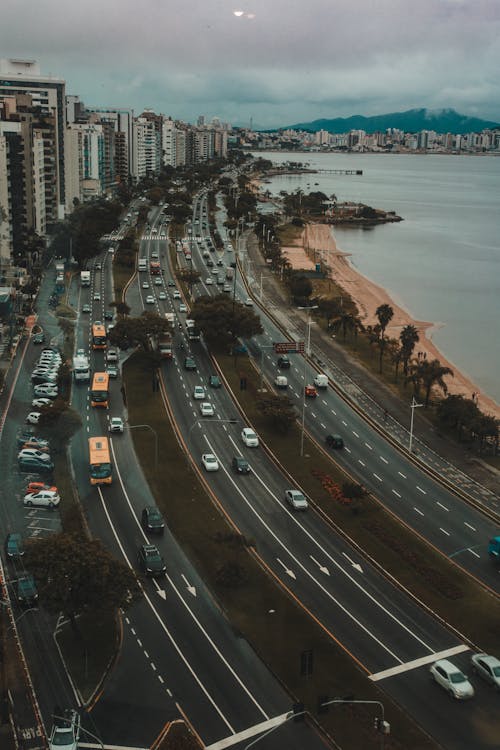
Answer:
[5, 533, 25, 559]
[184, 357, 196, 371]
[277, 356, 291, 369]
[32, 332, 45, 344]
[325, 433, 344, 449]
[104, 310, 114, 320]
[141, 506, 165, 534]
[232, 456, 250, 474]
[167, 279, 176, 287]
[138, 544, 166, 576]
[17, 575, 38, 606]
[18, 456, 54, 473]
[208, 374, 222, 388]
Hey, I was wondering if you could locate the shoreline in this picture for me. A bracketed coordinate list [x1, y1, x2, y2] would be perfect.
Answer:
[302, 223, 500, 419]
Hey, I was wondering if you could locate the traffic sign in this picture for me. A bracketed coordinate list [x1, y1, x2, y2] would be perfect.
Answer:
[273, 341, 304, 354]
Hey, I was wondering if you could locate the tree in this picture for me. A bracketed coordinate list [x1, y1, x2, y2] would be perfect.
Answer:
[288, 274, 313, 304]
[408, 358, 454, 407]
[256, 394, 297, 434]
[470, 414, 499, 455]
[38, 403, 82, 453]
[400, 325, 420, 376]
[192, 294, 263, 351]
[177, 268, 201, 287]
[108, 311, 172, 352]
[111, 300, 131, 317]
[375, 304, 394, 372]
[25, 534, 141, 634]
[436, 395, 480, 441]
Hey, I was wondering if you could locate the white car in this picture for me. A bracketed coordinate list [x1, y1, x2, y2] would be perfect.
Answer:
[32, 398, 52, 408]
[179, 303, 187, 313]
[173, 290, 181, 299]
[471, 653, 500, 689]
[93, 292, 101, 301]
[151, 251, 159, 259]
[205, 277, 213, 285]
[18, 448, 51, 462]
[154, 278, 163, 286]
[146, 295, 155, 304]
[109, 417, 124, 433]
[201, 453, 219, 472]
[244, 298, 254, 307]
[200, 402, 215, 417]
[26, 412, 41, 425]
[241, 427, 259, 447]
[158, 291, 167, 300]
[430, 659, 474, 699]
[285, 489, 309, 511]
[33, 385, 58, 398]
[142, 281, 150, 289]
[24, 489, 60, 508]
[193, 386, 206, 400]
[48, 708, 80, 750]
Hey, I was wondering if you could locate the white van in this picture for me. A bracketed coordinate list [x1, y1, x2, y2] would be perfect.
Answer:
[274, 375, 288, 389]
[313, 374, 328, 388]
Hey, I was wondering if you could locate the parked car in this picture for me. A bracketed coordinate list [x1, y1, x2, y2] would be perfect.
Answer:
[285, 489, 309, 511]
[241, 428, 259, 447]
[18, 456, 54, 473]
[138, 544, 166, 577]
[16, 431, 44, 448]
[232, 456, 250, 474]
[26, 481, 58, 494]
[24, 489, 60, 508]
[18, 447, 51, 462]
[32, 398, 53, 409]
[201, 453, 219, 472]
[429, 659, 474, 699]
[141, 506, 165, 534]
[33, 384, 58, 398]
[470, 653, 500, 690]
[26, 412, 42, 425]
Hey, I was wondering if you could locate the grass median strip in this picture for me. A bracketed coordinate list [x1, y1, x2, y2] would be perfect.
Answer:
[123, 351, 437, 749]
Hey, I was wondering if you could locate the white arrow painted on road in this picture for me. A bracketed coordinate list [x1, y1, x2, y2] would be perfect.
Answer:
[309, 555, 330, 575]
[276, 558, 296, 579]
[156, 588, 167, 600]
[342, 552, 363, 573]
[181, 574, 197, 596]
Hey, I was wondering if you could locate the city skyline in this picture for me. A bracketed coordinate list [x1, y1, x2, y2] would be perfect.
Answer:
[2, 0, 499, 128]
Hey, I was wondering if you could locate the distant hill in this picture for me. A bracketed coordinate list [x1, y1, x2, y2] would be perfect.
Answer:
[282, 108, 500, 135]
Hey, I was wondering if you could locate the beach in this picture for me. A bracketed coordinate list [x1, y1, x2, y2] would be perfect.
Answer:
[301, 223, 500, 420]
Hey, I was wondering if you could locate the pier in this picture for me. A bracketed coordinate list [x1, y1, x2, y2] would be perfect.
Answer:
[316, 169, 363, 175]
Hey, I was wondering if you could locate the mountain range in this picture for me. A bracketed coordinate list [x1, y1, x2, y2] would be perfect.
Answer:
[281, 108, 499, 135]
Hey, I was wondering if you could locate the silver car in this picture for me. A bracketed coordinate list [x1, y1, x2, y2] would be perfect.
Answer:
[430, 659, 474, 699]
[471, 653, 500, 689]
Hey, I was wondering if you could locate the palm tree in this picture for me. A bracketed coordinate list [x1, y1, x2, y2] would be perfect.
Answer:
[411, 358, 454, 407]
[400, 325, 420, 376]
[375, 304, 394, 372]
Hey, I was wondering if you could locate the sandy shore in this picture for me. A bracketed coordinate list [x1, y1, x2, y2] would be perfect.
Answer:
[302, 223, 500, 419]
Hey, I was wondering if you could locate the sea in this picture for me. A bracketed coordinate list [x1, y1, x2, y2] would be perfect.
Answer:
[250, 151, 500, 406]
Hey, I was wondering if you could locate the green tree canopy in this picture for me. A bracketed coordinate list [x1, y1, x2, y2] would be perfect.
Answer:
[256, 394, 296, 435]
[192, 294, 263, 351]
[38, 403, 82, 453]
[108, 311, 172, 352]
[25, 533, 141, 631]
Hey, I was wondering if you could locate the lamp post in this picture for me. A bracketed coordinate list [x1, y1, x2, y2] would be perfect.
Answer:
[297, 305, 318, 457]
[409, 397, 422, 454]
[126, 424, 158, 473]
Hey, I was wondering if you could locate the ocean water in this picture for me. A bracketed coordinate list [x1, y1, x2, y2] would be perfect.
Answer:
[252, 151, 500, 405]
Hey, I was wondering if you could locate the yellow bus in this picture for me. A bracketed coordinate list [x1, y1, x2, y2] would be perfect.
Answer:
[88, 436, 112, 485]
[90, 372, 109, 408]
[92, 323, 107, 350]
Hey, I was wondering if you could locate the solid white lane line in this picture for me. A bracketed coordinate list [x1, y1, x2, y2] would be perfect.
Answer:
[398, 471, 407, 479]
[365, 442, 373, 450]
[464, 522, 476, 532]
[342, 420, 347, 426]
[439, 528, 450, 536]
[379, 456, 388, 464]
[352, 431, 359, 438]
[373, 473, 382, 482]
[392, 490, 401, 498]
[416, 486, 426, 494]
[469, 550, 480, 558]
[358, 459, 365, 467]
[413, 507, 424, 516]
[436, 502, 449, 512]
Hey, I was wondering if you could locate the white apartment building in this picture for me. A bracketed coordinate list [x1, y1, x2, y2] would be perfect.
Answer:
[132, 115, 161, 179]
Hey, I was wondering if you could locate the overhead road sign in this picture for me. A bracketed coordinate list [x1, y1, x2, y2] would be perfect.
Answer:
[274, 341, 304, 354]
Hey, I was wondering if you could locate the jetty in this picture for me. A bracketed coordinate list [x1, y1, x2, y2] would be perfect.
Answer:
[316, 169, 363, 175]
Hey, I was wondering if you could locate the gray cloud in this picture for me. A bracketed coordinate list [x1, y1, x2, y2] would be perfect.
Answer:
[1, 0, 499, 126]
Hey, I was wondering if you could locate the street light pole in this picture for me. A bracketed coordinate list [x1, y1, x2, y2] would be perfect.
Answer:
[126, 424, 158, 473]
[409, 397, 422, 454]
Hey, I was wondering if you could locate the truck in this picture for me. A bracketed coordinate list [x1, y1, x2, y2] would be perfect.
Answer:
[274, 375, 288, 389]
[138, 258, 147, 272]
[80, 270, 91, 287]
[488, 537, 500, 563]
[225, 266, 234, 281]
[186, 319, 201, 341]
[55, 262, 65, 277]
[164, 312, 175, 326]
[73, 350, 90, 382]
[158, 333, 173, 359]
[150, 260, 161, 275]
[313, 373, 329, 389]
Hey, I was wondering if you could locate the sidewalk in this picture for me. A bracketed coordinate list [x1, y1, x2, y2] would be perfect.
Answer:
[243, 231, 500, 509]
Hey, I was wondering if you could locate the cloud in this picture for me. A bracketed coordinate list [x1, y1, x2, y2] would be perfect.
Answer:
[1, 0, 499, 126]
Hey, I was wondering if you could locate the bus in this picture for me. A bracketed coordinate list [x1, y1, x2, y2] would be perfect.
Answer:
[92, 323, 107, 350]
[88, 436, 112, 485]
[90, 372, 110, 408]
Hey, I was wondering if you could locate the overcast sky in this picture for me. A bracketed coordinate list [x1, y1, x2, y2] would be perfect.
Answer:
[2, 0, 499, 128]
